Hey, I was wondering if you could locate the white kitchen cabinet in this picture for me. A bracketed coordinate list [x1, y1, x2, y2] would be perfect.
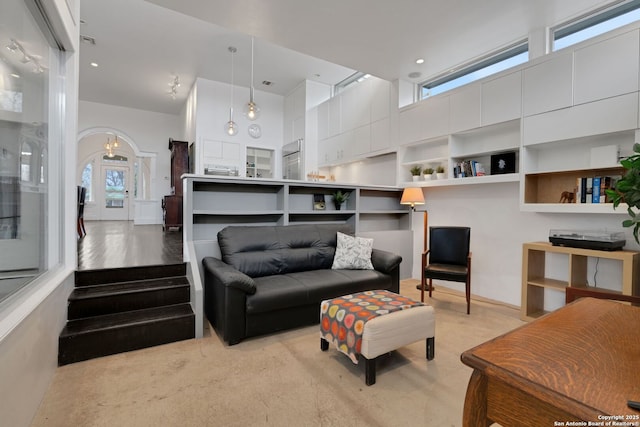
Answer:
[352, 124, 371, 157]
[573, 29, 639, 106]
[523, 53, 573, 117]
[317, 102, 329, 141]
[370, 117, 391, 153]
[481, 71, 522, 126]
[370, 78, 391, 123]
[328, 96, 342, 137]
[398, 102, 425, 145]
[341, 83, 371, 132]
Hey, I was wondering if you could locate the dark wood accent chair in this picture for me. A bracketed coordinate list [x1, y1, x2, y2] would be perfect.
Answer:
[77, 186, 87, 238]
[421, 226, 472, 314]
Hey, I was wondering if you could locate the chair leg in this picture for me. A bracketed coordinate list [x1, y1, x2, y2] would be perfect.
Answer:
[320, 338, 329, 351]
[420, 276, 425, 302]
[428, 278, 433, 298]
[466, 278, 471, 315]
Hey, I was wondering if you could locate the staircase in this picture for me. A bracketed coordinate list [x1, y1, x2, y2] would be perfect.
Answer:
[58, 263, 195, 365]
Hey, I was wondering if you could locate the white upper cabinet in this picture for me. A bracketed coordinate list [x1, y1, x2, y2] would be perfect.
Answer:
[370, 117, 391, 153]
[317, 102, 329, 141]
[421, 95, 450, 140]
[481, 71, 522, 126]
[328, 96, 342, 137]
[523, 53, 573, 117]
[449, 83, 481, 133]
[573, 29, 640, 105]
[522, 92, 639, 146]
[341, 83, 371, 131]
[370, 78, 391, 123]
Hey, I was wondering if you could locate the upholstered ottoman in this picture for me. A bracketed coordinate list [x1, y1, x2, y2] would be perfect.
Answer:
[320, 290, 435, 385]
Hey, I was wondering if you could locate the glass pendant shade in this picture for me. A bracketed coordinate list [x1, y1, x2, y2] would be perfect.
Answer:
[225, 107, 238, 136]
[245, 37, 260, 121]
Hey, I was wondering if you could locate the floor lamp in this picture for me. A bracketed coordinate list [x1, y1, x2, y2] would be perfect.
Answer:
[400, 188, 428, 291]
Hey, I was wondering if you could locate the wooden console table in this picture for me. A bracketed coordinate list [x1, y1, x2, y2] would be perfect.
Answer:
[461, 298, 640, 427]
[521, 241, 639, 321]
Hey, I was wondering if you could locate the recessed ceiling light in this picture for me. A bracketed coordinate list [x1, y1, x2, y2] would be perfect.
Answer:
[415, 58, 425, 64]
[90, 62, 98, 67]
[10, 73, 20, 78]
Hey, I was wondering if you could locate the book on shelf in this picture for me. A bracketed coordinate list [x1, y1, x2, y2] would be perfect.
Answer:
[574, 175, 620, 203]
[453, 160, 486, 178]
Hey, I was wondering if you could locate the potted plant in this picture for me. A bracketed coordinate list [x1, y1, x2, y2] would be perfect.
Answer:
[410, 165, 422, 182]
[423, 167, 434, 180]
[606, 143, 640, 243]
[436, 165, 446, 180]
[331, 190, 350, 210]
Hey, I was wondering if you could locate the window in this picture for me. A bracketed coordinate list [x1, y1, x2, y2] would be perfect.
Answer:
[81, 162, 93, 201]
[334, 72, 371, 94]
[553, 0, 640, 51]
[0, 0, 61, 306]
[420, 42, 528, 99]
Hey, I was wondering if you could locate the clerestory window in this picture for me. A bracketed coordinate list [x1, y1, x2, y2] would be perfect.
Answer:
[553, 0, 640, 51]
[419, 42, 528, 100]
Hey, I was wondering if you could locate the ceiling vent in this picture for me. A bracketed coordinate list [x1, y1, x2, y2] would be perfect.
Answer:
[80, 35, 96, 45]
[262, 80, 273, 86]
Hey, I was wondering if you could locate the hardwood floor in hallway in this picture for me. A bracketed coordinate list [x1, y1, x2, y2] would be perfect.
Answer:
[77, 221, 183, 270]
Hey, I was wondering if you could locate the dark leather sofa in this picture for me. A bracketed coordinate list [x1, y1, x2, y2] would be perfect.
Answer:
[202, 224, 402, 345]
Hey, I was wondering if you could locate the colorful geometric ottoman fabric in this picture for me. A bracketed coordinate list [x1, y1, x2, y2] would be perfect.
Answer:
[320, 290, 424, 364]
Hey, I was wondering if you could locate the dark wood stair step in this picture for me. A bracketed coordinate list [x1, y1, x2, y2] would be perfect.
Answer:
[58, 304, 195, 366]
[67, 276, 190, 320]
[75, 263, 186, 286]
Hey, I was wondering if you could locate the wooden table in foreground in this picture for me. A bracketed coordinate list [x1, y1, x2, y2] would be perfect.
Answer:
[461, 298, 640, 427]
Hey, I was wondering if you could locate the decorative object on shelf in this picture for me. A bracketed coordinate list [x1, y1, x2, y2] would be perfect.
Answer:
[104, 134, 120, 158]
[423, 168, 434, 180]
[244, 36, 260, 121]
[606, 142, 640, 243]
[490, 151, 516, 174]
[331, 190, 350, 210]
[436, 165, 446, 180]
[559, 191, 575, 203]
[400, 187, 425, 211]
[224, 46, 238, 136]
[410, 165, 422, 182]
[313, 194, 326, 210]
[248, 123, 261, 139]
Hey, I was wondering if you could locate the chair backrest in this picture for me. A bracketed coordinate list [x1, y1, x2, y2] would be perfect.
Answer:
[429, 226, 470, 266]
[77, 186, 87, 218]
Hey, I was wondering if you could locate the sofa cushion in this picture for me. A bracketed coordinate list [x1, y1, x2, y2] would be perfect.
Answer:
[331, 232, 374, 270]
[218, 224, 353, 278]
[246, 269, 392, 314]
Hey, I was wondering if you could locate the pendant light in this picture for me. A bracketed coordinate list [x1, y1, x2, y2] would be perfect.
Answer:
[225, 46, 238, 136]
[244, 37, 260, 121]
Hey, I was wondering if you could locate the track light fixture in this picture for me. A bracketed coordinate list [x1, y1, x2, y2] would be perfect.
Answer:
[169, 75, 180, 99]
[5, 38, 45, 73]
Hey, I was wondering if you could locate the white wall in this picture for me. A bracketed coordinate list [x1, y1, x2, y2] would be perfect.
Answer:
[192, 78, 284, 177]
[78, 101, 181, 202]
[413, 183, 638, 308]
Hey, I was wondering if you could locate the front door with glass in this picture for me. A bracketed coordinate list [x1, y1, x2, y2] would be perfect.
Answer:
[101, 165, 129, 220]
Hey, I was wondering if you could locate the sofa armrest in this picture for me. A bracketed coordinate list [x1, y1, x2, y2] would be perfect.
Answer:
[202, 256, 256, 295]
[371, 249, 402, 274]
[202, 257, 256, 345]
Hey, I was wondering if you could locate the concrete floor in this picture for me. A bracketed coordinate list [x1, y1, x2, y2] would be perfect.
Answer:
[31, 280, 524, 427]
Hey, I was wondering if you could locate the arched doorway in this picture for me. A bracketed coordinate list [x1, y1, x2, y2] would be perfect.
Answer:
[77, 129, 156, 222]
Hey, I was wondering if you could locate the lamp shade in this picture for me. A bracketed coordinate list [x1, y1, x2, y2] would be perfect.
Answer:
[400, 187, 425, 208]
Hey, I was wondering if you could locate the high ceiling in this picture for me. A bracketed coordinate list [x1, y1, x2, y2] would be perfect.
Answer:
[79, 0, 613, 115]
